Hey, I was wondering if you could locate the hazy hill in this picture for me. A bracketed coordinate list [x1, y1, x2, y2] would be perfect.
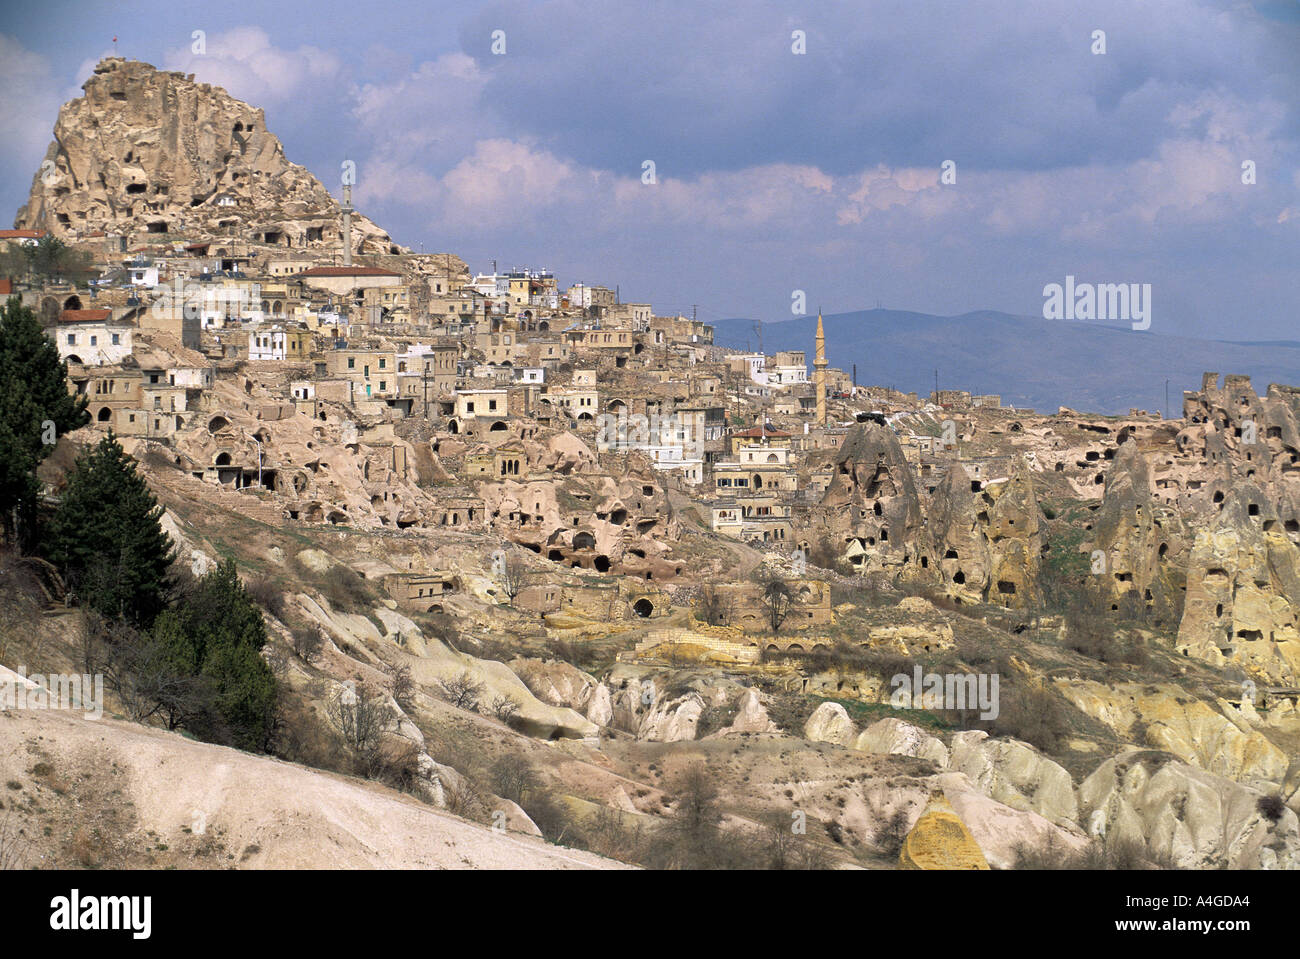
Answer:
[712, 309, 1300, 415]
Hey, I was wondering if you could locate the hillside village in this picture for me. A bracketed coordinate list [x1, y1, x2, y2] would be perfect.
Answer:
[2, 57, 1300, 872]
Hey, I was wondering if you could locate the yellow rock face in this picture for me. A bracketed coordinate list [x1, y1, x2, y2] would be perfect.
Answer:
[898, 794, 990, 870]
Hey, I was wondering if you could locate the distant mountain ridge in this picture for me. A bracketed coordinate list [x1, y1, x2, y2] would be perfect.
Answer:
[711, 309, 1300, 415]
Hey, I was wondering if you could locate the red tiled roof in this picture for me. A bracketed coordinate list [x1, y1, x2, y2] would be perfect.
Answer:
[295, 266, 400, 278]
[0, 229, 44, 240]
[0, 279, 11, 295]
[59, 309, 113, 323]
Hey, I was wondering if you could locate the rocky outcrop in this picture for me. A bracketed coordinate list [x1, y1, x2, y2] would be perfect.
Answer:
[712, 688, 777, 735]
[1082, 440, 1189, 625]
[854, 717, 949, 767]
[937, 773, 1090, 869]
[607, 671, 703, 742]
[928, 458, 1042, 608]
[946, 730, 1078, 824]
[803, 701, 857, 746]
[295, 594, 598, 741]
[814, 422, 929, 575]
[17, 58, 395, 255]
[898, 792, 990, 870]
[1058, 680, 1289, 784]
[1176, 487, 1300, 685]
[1078, 751, 1300, 869]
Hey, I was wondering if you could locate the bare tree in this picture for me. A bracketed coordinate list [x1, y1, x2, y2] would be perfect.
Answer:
[385, 661, 415, 712]
[291, 625, 324, 665]
[442, 774, 487, 821]
[0, 549, 50, 662]
[489, 753, 539, 804]
[754, 568, 798, 634]
[494, 551, 529, 606]
[438, 670, 485, 711]
[326, 683, 394, 776]
[489, 694, 520, 724]
[96, 618, 217, 732]
[673, 762, 722, 836]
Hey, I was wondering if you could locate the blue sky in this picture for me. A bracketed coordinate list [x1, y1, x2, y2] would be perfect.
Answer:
[3, 0, 1298, 339]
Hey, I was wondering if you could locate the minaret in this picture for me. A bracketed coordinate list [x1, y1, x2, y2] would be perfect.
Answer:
[814, 309, 828, 426]
[341, 181, 353, 268]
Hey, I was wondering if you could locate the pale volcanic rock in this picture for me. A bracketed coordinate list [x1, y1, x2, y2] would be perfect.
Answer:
[1078, 751, 1300, 869]
[937, 774, 1090, 870]
[1057, 680, 1289, 784]
[606, 671, 702, 742]
[1083, 440, 1189, 622]
[296, 594, 598, 740]
[928, 458, 1042, 608]
[713, 688, 778, 735]
[585, 683, 614, 727]
[509, 657, 602, 711]
[634, 691, 704, 743]
[17, 59, 396, 255]
[803, 701, 857, 746]
[1176, 486, 1300, 685]
[815, 422, 928, 575]
[946, 730, 1079, 825]
[0, 709, 620, 869]
[854, 717, 950, 768]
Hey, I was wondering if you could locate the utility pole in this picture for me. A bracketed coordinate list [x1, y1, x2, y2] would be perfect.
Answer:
[1165, 379, 1170, 420]
[934, 368, 939, 402]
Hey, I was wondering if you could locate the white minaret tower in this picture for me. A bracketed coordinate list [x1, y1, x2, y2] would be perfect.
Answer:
[341, 181, 353, 267]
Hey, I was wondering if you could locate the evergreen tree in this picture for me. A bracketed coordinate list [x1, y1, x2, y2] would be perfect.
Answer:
[23, 235, 92, 284]
[0, 297, 89, 545]
[174, 559, 277, 751]
[45, 432, 174, 626]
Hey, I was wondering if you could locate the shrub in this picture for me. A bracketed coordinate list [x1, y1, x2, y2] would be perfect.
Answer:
[1258, 793, 1286, 823]
[519, 788, 569, 844]
[325, 683, 394, 777]
[244, 575, 286, 620]
[489, 694, 521, 724]
[988, 683, 1070, 754]
[291, 625, 325, 665]
[438, 670, 485, 711]
[489, 754, 539, 805]
[322, 566, 370, 611]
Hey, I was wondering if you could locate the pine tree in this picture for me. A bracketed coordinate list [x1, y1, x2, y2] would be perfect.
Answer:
[174, 559, 276, 751]
[0, 297, 89, 545]
[45, 432, 174, 626]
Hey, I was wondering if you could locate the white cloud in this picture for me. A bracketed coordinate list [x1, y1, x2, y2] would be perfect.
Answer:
[162, 27, 342, 104]
[0, 34, 62, 177]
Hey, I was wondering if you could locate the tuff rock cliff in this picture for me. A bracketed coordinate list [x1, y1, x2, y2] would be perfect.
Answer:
[15, 58, 396, 256]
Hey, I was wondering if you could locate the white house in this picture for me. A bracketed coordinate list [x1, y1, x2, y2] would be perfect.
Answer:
[56, 310, 133, 366]
[248, 326, 288, 361]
